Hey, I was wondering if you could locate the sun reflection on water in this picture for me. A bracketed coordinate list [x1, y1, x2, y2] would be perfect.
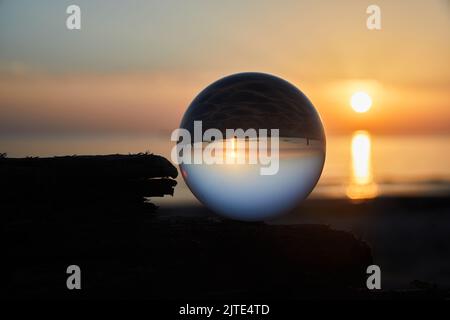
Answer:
[346, 131, 378, 200]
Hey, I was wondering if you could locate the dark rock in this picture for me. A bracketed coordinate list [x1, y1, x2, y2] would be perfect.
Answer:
[1, 153, 374, 299]
[2, 216, 373, 299]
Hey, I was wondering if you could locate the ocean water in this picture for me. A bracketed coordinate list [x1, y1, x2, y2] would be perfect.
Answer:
[1, 132, 449, 205]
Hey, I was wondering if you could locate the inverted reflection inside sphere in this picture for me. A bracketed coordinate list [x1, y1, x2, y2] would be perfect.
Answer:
[178, 72, 326, 221]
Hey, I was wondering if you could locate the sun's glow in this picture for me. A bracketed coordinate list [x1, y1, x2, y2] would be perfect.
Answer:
[351, 91, 372, 113]
[346, 131, 378, 200]
[227, 136, 237, 159]
[351, 132, 372, 185]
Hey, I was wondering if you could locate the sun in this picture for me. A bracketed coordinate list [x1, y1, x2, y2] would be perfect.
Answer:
[351, 91, 372, 113]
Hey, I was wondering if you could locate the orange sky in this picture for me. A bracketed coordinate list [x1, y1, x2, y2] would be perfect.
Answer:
[0, 0, 449, 136]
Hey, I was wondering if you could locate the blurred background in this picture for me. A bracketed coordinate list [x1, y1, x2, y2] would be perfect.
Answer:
[1, 0, 450, 291]
[0, 0, 449, 203]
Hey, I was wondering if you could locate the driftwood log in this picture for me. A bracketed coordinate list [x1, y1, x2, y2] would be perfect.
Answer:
[0, 153, 178, 221]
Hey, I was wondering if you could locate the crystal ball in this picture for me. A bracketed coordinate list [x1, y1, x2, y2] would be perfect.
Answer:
[177, 72, 326, 221]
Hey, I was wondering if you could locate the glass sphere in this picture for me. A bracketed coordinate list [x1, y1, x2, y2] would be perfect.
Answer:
[178, 72, 326, 221]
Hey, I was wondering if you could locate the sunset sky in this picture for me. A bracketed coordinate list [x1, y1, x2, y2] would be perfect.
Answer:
[0, 0, 449, 137]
